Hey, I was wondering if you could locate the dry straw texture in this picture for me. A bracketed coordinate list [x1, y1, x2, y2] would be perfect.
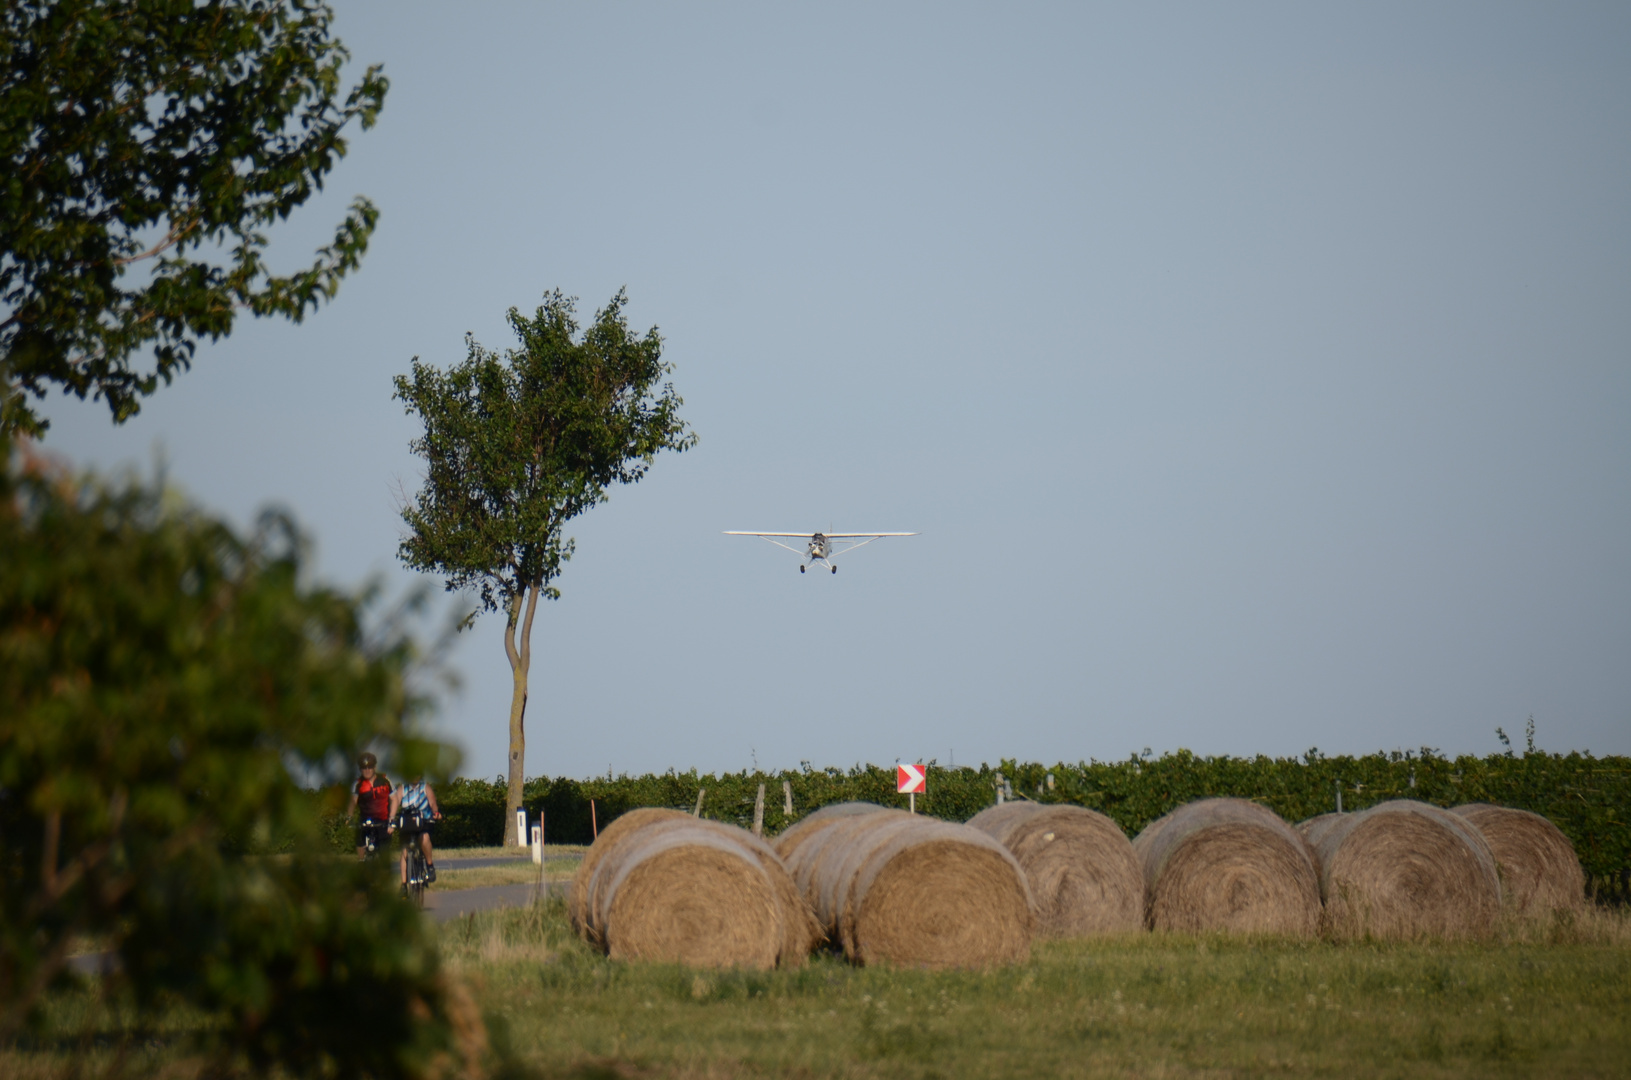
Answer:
[720, 821, 824, 965]
[1295, 813, 1344, 879]
[1295, 812, 1343, 845]
[568, 807, 686, 937]
[773, 801, 887, 864]
[1132, 798, 1320, 937]
[592, 822, 782, 968]
[779, 805, 1033, 969]
[1310, 799, 1502, 941]
[966, 802, 1143, 936]
[573, 812, 819, 968]
[1451, 803, 1586, 920]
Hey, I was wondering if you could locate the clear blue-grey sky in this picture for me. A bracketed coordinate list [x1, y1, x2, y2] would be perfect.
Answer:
[40, 2, 1631, 778]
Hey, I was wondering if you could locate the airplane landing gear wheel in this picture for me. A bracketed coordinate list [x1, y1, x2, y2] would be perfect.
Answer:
[831, 565, 838, 574]
[799, 565, 805, 573]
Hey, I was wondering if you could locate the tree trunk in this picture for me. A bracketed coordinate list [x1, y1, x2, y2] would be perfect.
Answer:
[502, 584, 541, 846]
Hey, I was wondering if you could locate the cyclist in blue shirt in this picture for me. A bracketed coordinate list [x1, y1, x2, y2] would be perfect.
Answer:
[389, 776, 442, 890]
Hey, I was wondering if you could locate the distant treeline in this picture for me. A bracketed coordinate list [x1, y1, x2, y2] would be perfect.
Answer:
[331, 750, 1630, 901]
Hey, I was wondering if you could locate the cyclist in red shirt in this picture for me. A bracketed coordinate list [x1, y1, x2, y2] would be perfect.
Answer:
[346, 752, 393, 859]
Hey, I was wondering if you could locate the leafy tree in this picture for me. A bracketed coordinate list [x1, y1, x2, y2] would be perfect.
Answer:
[0, 439, 483, 1077]
[1, 0, 387, 437]
[394, 290, 696, 845]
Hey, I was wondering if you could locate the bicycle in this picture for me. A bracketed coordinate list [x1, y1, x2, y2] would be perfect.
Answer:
[357, 817, 390, 858]
[396, 812, 434, 908]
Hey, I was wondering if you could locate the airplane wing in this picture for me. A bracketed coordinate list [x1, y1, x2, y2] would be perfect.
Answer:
[721, 531, 918, 538]
[823, 533, 916, 554]
[722, 531, 812, 556]
[723, 530, 918, 558]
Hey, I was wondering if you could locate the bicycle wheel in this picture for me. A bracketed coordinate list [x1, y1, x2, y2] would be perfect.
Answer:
[408, 848, 426, 908]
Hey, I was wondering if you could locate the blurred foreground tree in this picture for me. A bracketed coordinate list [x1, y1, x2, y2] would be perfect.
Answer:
[0, 0, 387, 437]
[0, 439, 484, 1078]
[393, 290, 696, 845]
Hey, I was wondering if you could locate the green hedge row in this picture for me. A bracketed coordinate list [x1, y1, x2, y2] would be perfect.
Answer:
[389, 749, 1631, 901]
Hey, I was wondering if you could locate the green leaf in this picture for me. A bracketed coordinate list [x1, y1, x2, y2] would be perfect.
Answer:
[1, 0, 388, 435]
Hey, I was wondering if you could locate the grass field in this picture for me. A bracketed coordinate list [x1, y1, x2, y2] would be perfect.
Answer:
[12, 899, 1629, 1079]
[433, 844, 583, 892]
[435, 857, 581, 891]
[442, 899, 1631, 1080]
[440, 845, 591, 861]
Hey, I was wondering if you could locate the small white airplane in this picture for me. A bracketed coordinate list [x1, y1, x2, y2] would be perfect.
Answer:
[724, 530, 918, 573]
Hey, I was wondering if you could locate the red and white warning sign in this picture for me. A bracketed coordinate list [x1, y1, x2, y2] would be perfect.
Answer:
[897, 764, 926, 794]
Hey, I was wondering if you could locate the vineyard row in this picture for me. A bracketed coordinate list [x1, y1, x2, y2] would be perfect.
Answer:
[336, 749, 1631, 900]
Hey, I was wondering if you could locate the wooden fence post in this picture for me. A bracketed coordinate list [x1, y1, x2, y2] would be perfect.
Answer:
[782, 779, 793, 814]
[693, 788, 706, 817]
[753, 784, 766, 837]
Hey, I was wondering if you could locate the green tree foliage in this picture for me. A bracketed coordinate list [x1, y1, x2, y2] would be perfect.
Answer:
[0, 441, 481, 1076]
[393, 290, 696, 845]
[0, 0, 388, 436]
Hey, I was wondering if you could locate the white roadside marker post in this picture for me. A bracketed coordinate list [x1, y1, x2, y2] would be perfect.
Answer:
[531, 820, 545, 898]
[516, 809, 527, 847]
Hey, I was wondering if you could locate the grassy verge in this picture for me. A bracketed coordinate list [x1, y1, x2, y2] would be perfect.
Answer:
[443, 901, 1631, 1079]
[441, 844, 590, 861]
[10, 903, 1628, 1078]
[435, 858, 580, 892]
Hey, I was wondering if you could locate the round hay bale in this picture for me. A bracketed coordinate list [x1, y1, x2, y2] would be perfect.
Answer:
[962, 800, 1048, 840]
[1132, 798, 1320, 937]
[847, 817, 1034, 968]
[781, 807, 1033, 968]
[1312, 799, 1501, 940]
[592, 822, 783, 969]
[806, 812, 927, 933]
[1295, 813, 1346, 880]
[1450, 804, 1585, 919]
[1296, 813, 1343, 844]
[707, 819, 823, 966]
[773, 801, 888, 863]
[776, 804, 896, 916]
[580, 815, 819, 967]
[967, 802, 1143, 936]
[569, 807, 687, 937]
